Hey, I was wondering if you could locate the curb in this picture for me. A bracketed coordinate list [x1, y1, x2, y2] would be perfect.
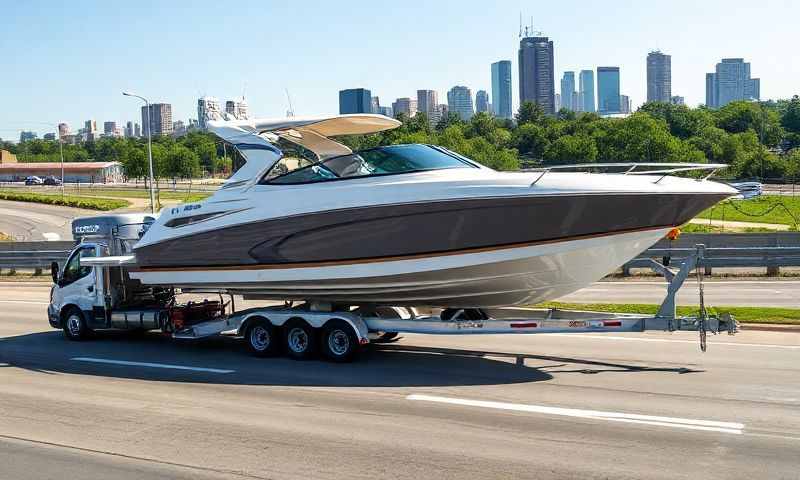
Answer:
[740, 323, 800, 332]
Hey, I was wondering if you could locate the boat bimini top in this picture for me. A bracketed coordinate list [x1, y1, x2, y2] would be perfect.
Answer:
[207, 114, 401, 191]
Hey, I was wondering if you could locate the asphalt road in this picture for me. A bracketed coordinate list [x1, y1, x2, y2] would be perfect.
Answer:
[0, 199, 91, 241]
[1, 283, 799, 479]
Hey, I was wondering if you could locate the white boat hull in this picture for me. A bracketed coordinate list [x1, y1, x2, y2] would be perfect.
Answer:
[130, 227, 669, 307]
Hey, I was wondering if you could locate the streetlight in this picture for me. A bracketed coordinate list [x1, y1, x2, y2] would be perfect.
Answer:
[122, 91, 156, 214]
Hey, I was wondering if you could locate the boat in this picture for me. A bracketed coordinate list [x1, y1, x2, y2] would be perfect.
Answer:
[126, 113, 736, 307]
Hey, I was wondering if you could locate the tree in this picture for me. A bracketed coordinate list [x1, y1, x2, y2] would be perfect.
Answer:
[512, 123, 549, 160]
[515, 101, 547, 126]
[543, 135, 597, 164]
[122, 148, 147, 181]
[781, 95, 800, 133]
[165, 144, 201, 180]
[714, 101, 784, 146]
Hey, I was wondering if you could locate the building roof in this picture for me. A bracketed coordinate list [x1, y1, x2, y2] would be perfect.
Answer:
[0, 161, 120, 171]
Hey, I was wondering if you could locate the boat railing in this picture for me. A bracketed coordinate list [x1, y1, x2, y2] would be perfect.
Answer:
[524, 162, 729, 186]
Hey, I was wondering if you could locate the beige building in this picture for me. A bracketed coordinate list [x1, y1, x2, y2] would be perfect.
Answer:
[0, 161, 123, 183]
[0, 150, 18, 164]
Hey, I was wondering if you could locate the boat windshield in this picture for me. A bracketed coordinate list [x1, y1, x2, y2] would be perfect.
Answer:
[262, 144, 477, 185]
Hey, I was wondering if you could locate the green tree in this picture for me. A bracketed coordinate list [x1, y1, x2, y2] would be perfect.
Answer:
[781, 95, 800, 133]
[543, 134, 598, 164]
[516, 101, 547, 125]
[714, 101, 784, 146]
[512, 123, 549, 161]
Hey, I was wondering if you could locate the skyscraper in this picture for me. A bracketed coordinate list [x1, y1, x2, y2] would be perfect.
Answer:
[579, 70, 595, 113]
[705, 58, 760, 108]
[518, 35, 555, 114]
[391, 98, 417, 117]
[646, 51, 672, 103]
[620, 95, 632, 114]
[103, 121, 116, 136]
[491, 60, 513, 119]
[84, 120, 97, 133]
[560, 71, 576, 111]
[597, 67, 621, 114]
[370, 96, 381, 114]
[416, 90, 438, 118]
[125, 121, 134, 138]
[447, 86, 474, 121]
[57, 123, 70, 139]
[339, 88, 372, 114]
[197, 96, 221, 129]
[225, 98, 249, 120]
[134, 123, 141, 137]
[141, 103, 173, 136]
[475, 90, 490, 113]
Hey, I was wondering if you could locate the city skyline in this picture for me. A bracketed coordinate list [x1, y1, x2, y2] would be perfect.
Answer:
[2, 1, 799, 135]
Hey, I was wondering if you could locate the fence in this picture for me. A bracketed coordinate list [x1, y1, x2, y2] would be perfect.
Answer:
[0, 241, 73, 275]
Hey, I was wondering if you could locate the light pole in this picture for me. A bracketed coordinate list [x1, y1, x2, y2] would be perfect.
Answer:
[123, 91, 156, 214]
[59, 133, 65, 197]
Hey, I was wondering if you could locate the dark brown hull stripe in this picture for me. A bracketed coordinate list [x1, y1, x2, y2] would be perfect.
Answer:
[133, 224, 671, 273]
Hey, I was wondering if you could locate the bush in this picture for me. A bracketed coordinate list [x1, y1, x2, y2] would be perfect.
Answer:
[0, 191, 129, 211]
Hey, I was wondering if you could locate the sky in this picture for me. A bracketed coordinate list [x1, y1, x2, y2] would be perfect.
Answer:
[1, 0, 799, 139]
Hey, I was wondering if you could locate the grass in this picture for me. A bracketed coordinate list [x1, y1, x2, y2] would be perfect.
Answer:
[696, 195, 800, 228]
[678, 222, 780, 233]
[65, 187, 210, 202]
[0, 190, 129, 211]
[536, 301, 800, 325]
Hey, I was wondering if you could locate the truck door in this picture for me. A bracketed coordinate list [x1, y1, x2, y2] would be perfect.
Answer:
[53, 245, 101, 326]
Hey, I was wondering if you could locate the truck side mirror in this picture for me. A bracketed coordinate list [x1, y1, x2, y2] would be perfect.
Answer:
[51, 262, 59, 284]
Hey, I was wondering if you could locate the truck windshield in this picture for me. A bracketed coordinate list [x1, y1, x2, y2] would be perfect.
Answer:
[263, 144, 477, 185]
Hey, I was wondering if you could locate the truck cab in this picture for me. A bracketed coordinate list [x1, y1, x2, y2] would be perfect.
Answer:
[48, 213, 159, 339]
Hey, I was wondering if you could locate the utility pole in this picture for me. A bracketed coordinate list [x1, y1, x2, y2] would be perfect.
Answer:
[123, 92, 157, 213]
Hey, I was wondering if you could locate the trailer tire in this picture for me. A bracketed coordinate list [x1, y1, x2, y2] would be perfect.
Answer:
[62, 307, 90, 341]
[321, 320, 359, 363]
[284, 319, 317, 360]
[244, 317, 279, 357]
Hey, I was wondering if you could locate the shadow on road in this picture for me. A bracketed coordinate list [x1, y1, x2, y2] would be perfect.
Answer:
[0, 330, 700, 388]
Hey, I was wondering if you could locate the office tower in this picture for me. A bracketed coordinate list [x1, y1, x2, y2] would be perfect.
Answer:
[670, 96, 685, 105]
[197, 96, 221, 129]
[19, 131, 37, 142]
[225, 98, 249, 120]
[475, 90, 490, 113]
[491, 60, 513, 119]
[416, 90, 438, 119]
[125, 121, 134, 137]
[560, 71, 576, 111]
[597, 67, 621, 114]
[705, 58, 760, 108]
[134, 123, 141, 137]
[518, 35, 555, 114]
[378, 106, 393, 117]
[447, 86, 474, 121]
[579, 69, 595, 113]
[391, 97, 417, 117]
[43, 133, 56, 141]
[85, 120, 97, 133]
[339, 88, 372, 114]
[141, 103, 173, 136]
[620, 95, 632, 114]
[646, 50, 672, 103]
[57, 123, 70, 139]
[370, 96, 381, 114]
[554, 93, 561, 111]
[103, 121, 116, 136]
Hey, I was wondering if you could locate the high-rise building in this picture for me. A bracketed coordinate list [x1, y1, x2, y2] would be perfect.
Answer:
[134, 123, 141, 137]
[431, 104, 448, 125]
[197, 96, 221, 129]
[225, 98, 249, 120]
[85, 120, 97, 133]
[378, 106, 393, 117]
[391, 97, 417, 117]
[597, 67, 621, 114]
[705, 58, 760, 108]
[19, 131, 37, 142]
[416, 90, 438, 119]
[339, 88, 372, 114]
[43, 133, 56, 141]
[554, 93, 561, 111]
[475, 90, 490, 113]
[103, 121, 116, 136]
[370, 96, 381, 114]
[141, 103, 173, 137]
[620, 95, 632, 114]
[447, 86, 474, 121]
[491, 60, 513, 119]
[646, 51, 672, 103]
[57, 123, 70, 139]
[671, 96, 685, 105]
[560, 71, 576, 111]
[518, 35, 555, 114]
[125, 121, 134, 138]
[579, 69, 595, 113]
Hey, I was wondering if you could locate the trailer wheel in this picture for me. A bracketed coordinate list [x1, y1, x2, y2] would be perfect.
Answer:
[244, 317, 279, 357]
[62, 307, 90, 341]
[284, 319, 317, 360]
[321, 320, 359, 363]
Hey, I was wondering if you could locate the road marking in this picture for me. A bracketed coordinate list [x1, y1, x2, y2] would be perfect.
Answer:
[0, 300, 50, 305]
[407, 394, 744, 435]
[42, 232, 61, 241]
[71, 357, 234, 374]
[547, 334, 800, 349]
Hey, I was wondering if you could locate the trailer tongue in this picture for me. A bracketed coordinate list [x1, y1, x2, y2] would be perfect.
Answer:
[48, 213, 736, 362]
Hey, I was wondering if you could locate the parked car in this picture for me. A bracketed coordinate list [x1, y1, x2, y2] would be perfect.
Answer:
[44, 176, 62, 186]
[24, 176, 44, 185]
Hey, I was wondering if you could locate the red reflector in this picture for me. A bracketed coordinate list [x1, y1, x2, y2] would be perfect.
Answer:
[603, 321, 622, 327]
[510, 322, 538, 328]
[360, 338, 370, 345]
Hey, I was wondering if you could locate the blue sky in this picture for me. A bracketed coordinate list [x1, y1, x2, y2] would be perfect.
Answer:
[1, 0, 798, 138]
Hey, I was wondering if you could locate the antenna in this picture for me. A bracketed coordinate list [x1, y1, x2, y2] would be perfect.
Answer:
[285, 89, 295, 117]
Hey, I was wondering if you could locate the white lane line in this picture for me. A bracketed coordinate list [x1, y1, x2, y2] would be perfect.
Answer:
[0, 300, 50, 305]
[71, 357, 234, 374]
[407, 394, 744, 435]
[546, 334, 800, 349]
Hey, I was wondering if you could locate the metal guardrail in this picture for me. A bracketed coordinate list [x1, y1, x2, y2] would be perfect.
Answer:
[0, 241, 74, 274]
[624, 233, 800, 275]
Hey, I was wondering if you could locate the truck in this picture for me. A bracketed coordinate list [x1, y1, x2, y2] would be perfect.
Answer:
[47, 213, 737, 362]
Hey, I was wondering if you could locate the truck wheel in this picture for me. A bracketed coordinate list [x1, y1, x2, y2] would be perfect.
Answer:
[284, 319, 317, 360]
[244, 318, 279, 357]
[63, 307, 90, 341]
[321, 320, 359, 363]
